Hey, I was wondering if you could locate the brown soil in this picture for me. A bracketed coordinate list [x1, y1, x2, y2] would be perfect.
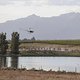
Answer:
[0, 70, 80, 80]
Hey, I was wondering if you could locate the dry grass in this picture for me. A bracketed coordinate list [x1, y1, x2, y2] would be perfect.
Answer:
[0, 70, 80, 80]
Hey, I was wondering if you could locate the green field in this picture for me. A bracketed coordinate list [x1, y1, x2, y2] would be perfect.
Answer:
[21, 40, 80, 45]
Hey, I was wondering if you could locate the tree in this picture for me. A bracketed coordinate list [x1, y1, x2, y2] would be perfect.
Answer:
[11, 32, 20, 54]
[0, 33, 8, 54]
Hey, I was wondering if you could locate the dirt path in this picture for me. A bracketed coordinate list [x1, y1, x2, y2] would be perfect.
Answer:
[0, 70, 80, 80]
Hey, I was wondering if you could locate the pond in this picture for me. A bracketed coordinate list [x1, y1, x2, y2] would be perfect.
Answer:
[7, 57, 80, 72]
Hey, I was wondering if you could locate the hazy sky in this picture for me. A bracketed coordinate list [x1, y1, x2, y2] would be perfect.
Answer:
[0, 0, 80, 23]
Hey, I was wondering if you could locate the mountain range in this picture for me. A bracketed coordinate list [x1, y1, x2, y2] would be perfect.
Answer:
[0, 12, 80, 40]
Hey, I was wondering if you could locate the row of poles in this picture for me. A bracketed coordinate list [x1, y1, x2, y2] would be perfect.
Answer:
[0, 32, 20, 68]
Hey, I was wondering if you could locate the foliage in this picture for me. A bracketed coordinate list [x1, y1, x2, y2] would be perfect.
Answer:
[11, 32, 20, 54]
[0, 33, 8, 54]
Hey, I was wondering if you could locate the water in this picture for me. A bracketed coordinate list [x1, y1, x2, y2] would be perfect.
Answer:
[7, 57, 80, 72]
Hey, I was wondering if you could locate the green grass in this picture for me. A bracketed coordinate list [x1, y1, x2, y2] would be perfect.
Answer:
[20, 50, 80, 57]
[20, 40, 80, 45]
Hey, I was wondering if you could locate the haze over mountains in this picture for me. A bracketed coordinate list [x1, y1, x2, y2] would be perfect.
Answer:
[0, 12, 80, 40]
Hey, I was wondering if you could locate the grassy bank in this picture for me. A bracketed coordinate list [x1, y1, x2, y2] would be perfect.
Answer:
[20, 51, 80, 57]
[7, 40, 80, 57]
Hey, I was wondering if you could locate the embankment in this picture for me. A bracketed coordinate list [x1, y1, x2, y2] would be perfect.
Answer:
[0, 69, 80, 80]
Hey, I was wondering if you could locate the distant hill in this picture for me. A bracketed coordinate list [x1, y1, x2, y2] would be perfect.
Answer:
[0, 12, 80, 40]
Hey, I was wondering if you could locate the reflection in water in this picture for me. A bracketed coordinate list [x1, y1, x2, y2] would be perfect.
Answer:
[11, 56, 18, 68]
[7, 57, 80, 72]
